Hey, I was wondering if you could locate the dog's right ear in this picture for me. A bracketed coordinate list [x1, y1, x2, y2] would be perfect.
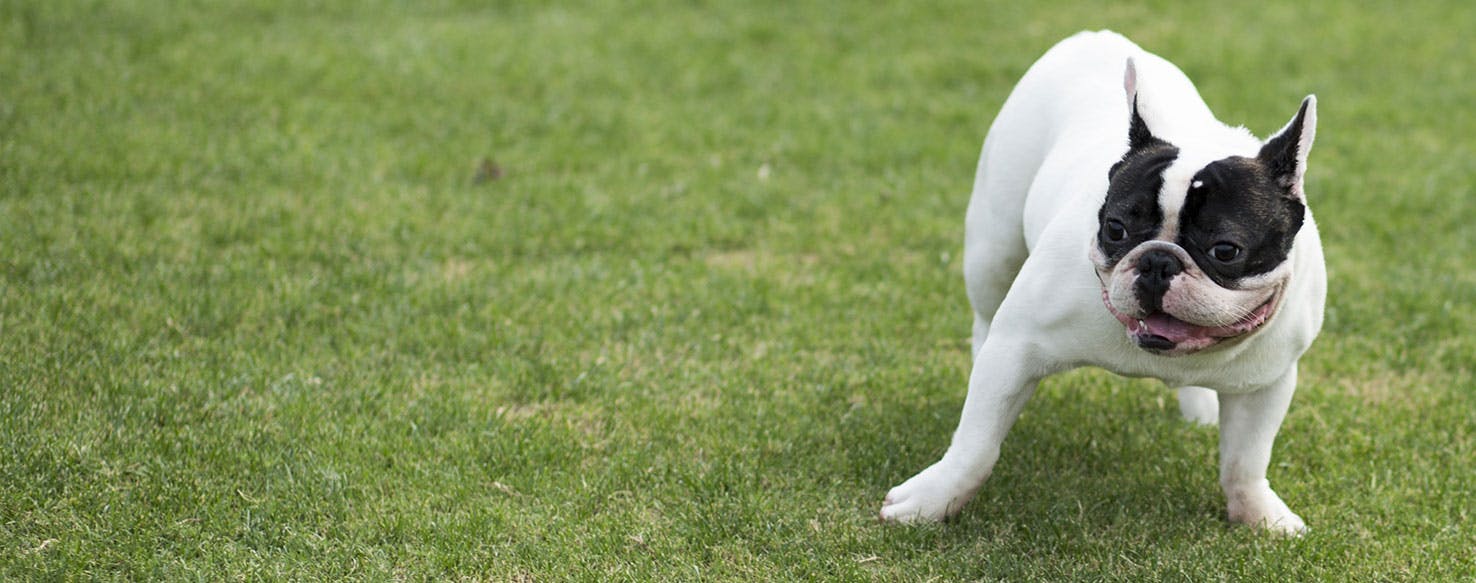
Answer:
[1123, 58, 1156, 151]
[1111, 58, 1165, 180]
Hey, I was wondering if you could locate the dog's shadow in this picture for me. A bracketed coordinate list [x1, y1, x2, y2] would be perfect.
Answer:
[852, 369, 1227, 537]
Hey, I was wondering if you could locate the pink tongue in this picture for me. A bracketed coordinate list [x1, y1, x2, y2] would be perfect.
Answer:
[1142, 313, 1207, 343]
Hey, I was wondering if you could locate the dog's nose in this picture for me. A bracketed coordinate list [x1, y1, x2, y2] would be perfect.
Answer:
[1134, 250, 1182, 309]
[1137, 250, 1183, 282]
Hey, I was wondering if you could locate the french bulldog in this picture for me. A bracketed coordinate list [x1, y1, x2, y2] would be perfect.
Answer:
[879, 30, 1324, 535]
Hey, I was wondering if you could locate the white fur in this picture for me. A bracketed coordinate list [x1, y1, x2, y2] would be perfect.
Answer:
[880, 31, 1325, 535]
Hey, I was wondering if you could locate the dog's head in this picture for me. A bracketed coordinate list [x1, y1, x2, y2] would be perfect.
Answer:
[1091, 59, 1317, 356]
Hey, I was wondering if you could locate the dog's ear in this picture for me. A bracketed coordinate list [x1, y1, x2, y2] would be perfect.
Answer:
[1258, 95, 1317, 200]
[1123, 58, 1156, 151]
[1111, 58, 1159, 179]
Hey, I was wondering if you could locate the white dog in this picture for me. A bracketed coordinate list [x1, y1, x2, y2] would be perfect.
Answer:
[880, 30, 1323, 535]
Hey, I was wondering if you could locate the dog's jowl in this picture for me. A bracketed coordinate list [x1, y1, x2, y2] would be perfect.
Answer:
[879, 31, 1324, 535]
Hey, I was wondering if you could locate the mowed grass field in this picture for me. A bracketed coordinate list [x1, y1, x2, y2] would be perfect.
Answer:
[3, 0, 1474, 579]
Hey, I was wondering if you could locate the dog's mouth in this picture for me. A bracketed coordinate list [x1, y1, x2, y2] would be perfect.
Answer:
[1101, 291, 1277, 355]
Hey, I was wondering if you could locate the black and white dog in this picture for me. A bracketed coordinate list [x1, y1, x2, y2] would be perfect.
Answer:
[880, 31, 1323, 534]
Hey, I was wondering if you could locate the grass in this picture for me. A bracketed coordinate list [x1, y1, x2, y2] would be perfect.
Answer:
[2, 0, 1474, 579]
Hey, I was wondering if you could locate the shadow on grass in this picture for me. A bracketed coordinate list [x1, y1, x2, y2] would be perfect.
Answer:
[851, 371, 1227, 544]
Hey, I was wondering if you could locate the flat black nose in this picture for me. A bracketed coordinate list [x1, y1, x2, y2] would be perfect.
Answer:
[1134, 250, 1182, 311]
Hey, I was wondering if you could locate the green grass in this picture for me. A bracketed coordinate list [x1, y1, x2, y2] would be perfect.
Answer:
[3, 0, 1474, 579]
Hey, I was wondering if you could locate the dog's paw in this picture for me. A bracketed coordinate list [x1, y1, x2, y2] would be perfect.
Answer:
[879, 462, 983, 524]
[1226, 483, 1307, 536]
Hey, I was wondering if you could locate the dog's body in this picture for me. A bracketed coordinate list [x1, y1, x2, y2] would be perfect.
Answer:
[879, 31, 1324, 534]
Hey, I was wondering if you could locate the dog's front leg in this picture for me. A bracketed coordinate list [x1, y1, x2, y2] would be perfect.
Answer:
[1218, 366, 1306, 535]
[880, 338, 1042, 523]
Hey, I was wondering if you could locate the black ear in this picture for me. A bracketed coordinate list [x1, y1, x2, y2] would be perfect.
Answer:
[1127, 95, 1156, 151]
[1122, 58, 1158, 151]
[1111, 58, 1163, 181]
[1257, 95, 1317, 199]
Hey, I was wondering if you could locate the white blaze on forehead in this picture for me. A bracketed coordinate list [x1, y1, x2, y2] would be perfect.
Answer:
[1153, 139, 1259, 243]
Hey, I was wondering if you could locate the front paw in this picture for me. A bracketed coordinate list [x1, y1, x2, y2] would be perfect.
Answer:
[1226, 483, 1307, 536]
[879, 462, 984, 523]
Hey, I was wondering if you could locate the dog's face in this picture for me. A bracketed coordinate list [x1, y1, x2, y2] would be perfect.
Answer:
[1091, 64, 1317, 355]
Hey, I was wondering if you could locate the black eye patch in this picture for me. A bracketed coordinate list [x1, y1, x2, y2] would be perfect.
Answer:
[1097, 144, 1179, 267]
[1178, 157, 1305, 287]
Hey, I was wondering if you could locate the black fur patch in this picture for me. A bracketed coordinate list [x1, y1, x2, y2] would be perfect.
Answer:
[1126, 96, 1157, 152]
[1099, 95, 1180, 268]
[1098, 142, 1178, 268]
[1177, 157, 1304, 287]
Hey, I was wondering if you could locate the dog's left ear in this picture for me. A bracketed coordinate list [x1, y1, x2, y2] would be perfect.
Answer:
[1258, 95, 1317, 200]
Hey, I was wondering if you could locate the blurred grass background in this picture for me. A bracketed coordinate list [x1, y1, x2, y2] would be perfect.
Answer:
[2, 0, 1473, 579]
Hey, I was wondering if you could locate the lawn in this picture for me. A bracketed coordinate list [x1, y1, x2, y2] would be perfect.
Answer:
[2, 0, 1474, 580]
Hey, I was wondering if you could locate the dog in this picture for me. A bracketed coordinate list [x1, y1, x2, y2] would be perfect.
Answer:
[879, 30, 1323, 535]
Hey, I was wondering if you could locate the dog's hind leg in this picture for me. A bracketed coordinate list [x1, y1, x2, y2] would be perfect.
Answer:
[964, 233, 1026, 359]
[1176, 386, 1219, 425]
[962, 139, 1033, 359]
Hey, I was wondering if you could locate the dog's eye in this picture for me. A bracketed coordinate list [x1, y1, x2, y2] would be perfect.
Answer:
[1210, 243, 1241, 262]
[1104, 220, 1127, 242]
